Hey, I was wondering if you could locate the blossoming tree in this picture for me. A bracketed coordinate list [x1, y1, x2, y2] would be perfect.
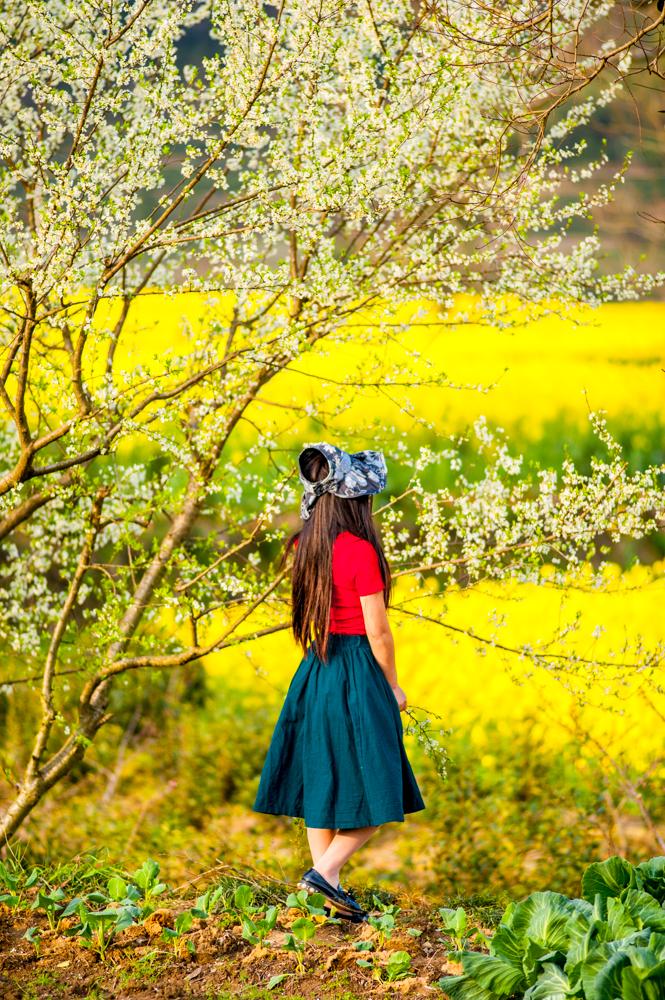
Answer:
[1, 0, 664, 840]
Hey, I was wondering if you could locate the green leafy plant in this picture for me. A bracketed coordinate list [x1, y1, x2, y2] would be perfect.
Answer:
[162, 910, 196, 958]
[107, 876, 129, 901]
[285, 888, 327, 918]
[203, 884, 236, 922]
[241, 905, 280, 949]
[385, 949, 413, 982]
[196, 881, 250, 927]
[0, 859, 40, 907]
[30, 888, 67, 930]
[189, 887, 219, 919]
[22, 925, 42, 956]
[65, 900, 139, 961]
[437, 854, 665, 1000]
[368, 895, 401, 948]
[282, 916, 317, 974]
[353, 939, 375, 952]
[438, 905, 489, 953]
[231, 883, 259, 917]
[267, 972, 292, 990]
[130, 860, 167, 906]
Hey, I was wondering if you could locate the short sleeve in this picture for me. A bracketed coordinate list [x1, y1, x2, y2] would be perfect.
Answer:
[354, 540, 385, 596]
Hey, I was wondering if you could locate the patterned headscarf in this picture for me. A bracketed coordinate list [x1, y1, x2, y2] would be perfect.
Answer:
[297, 441, 387, 520]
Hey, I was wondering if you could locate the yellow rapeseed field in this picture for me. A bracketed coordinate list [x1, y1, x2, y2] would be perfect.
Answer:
[59, 291, 665, 767]
[197, 560, 665, 774]
[88, 291, 665, 448]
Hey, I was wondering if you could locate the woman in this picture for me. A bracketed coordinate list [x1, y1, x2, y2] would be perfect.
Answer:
[252, 441, 426, 922]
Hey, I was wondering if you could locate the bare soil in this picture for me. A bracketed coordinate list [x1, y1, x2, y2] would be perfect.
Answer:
[0, 893, 479, 999]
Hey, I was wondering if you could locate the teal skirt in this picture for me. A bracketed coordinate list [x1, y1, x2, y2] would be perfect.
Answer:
[252, 633, 426, 829]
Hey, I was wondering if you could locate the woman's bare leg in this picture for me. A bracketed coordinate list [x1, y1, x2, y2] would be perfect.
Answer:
[306, 827, 338, 866]
[311, 825, 380, 887]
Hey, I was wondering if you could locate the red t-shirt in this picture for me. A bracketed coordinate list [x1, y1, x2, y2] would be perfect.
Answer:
[293, 530, 385, 634]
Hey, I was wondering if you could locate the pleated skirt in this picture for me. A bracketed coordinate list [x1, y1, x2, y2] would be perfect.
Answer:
[252, 633, 426, 829]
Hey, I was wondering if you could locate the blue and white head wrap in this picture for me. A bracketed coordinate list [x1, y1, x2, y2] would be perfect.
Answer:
[297, 441, 387, 521]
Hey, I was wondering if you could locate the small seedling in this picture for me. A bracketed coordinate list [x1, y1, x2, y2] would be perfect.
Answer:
[241, 905, 279, 949]
[209, 884, 231, 913]
[356, 955, 383, 983]
[0, 860, 39, 907]
[131, 860, 167, 905]
[437, 905, 489, 952]
[23, 926, 42, 956]
[285, 888, 327, 918]
[282, 916, 317, 973]
[162, 910, 195, 958]
[30, 888, 67, 930]
[198, 883, 236, 918]
[384, 949, 413, 982]
[353, 939, 375, 952]
[232, 883, 259, 916]
[66, 901, 138, 961]
[190, 889, 213, 919]
[368, 910, 396, 948]
[107, 876, 128, 901]
[267, 972, 291, 990]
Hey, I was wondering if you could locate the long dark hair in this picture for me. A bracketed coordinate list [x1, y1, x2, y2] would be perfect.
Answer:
[280, 447, 392, 663]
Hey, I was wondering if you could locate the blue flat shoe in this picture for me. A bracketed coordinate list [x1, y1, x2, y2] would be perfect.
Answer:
[332, 882, 368, 922]
[297, 867, 367, 918]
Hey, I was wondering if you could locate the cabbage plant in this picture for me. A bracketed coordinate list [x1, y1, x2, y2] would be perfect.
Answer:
[438, 855, 665, 1000]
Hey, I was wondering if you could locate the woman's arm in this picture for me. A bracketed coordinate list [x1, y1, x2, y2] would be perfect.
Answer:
[359, 591, 407, 710]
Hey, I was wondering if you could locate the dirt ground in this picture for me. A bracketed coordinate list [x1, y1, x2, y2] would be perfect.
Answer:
[0, 893, 477, 999]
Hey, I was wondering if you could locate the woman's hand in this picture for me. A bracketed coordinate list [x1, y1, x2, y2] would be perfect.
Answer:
[391, 683, 407, 711]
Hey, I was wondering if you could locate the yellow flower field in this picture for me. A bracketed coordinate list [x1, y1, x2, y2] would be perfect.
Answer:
[87, 291, 665, 448]
[198, 560, 665, 774]
[28, 290, 665, 771]
[96, 289, 662, 773]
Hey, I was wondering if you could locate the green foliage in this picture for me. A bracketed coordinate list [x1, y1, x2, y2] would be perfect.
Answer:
[385, 950, 413, 982]
[241, 905, 279, 948]
[357, 946, 414, 983]
[65, 900, 140, 961]
[162, 909, 196, 958]
[22, 925, 42, 956]
[581, 856, 665, 906]
[437, 854, 665, 1000]
[233, 883, 259, 915]
[161, 880, 256, 957]
[30, 888, 67, 931]
[15, 857, 291, 966]
[131, 859, 167, 904]
[114, 949, 164, 988]
[190, 886, 227, 918]
[282, 916, 318, 974]
[285, 888, 327, 918]
[439, 906, 491, 952]
[367, 894, 401, 948]
[266, 972, 291, 990]
[11, 856, 182, 962]
[417, 718, 615, 899]
[0, 858, 40, 907]
[3, 687, 662, 911]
